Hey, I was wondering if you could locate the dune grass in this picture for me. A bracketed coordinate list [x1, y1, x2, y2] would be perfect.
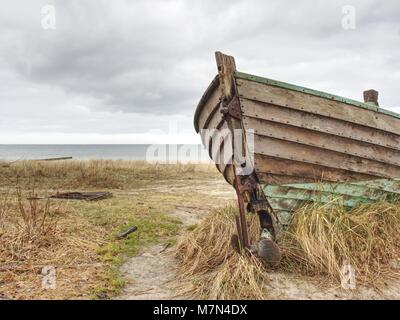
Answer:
[280, 200, 400, 284]
[0, 160, 219, 190]
[175, 201, 400, 299]
[175, 205, 270, 300]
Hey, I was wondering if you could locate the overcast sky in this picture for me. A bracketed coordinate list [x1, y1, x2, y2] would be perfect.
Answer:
[0, 0, 399, 144]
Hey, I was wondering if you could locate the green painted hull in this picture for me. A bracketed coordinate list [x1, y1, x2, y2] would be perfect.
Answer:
[262, 179, 400, 225]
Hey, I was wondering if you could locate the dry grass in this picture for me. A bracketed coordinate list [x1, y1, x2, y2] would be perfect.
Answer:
[0, 160, 219, 190]
[175, 205, 271, 300]
[175, 201, 400, 299]
[2, 190, 60, 262]
[0, 160, 223, 299]
[280, 200, 400, 285]
[0, 190, 106, 299]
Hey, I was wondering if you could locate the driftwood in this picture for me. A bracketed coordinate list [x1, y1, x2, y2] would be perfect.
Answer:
[116, 226, 138, 240]
[50, 192, 112, 201]
[35, 156, 73, 162]
[1, 157, 72, 167]
[28, 192, 113, 202]
[1, 159, 20, 167]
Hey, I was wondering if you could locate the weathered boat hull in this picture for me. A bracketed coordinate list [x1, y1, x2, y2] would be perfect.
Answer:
[263, 179, 400, 226]
[194, 52, 400, 262]
[195, 74, 400, 184]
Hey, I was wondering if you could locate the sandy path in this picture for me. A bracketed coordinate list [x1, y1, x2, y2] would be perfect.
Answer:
[117, 180, 235, 300]
[118, 205, 212, 300]
[118, 244, 179, 299]
[117, 180, 400, 300]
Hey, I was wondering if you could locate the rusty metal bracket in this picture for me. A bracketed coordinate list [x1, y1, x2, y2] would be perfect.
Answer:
[236, 173, 258, 195]
[233, 172, 281, 251]
[221, 96, 242, 120]
[234, 174, 250, 249]
[233, 173, 260, 249]
[247, 200, 271, 214]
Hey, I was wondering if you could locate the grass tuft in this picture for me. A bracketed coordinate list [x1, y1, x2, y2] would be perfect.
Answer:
[176, 201, 400, 299]
[175, 205, 270, 300]
[280, 200, 400, 284]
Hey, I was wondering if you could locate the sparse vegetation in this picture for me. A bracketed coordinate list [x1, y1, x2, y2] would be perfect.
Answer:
[5, 159, 399, 300]
[0, 160, 222, 299]
[176, 201, 400, 299]
[175, 205, 270, 300]
[0, 160, 219, 190]
[280, 200, 400, 284]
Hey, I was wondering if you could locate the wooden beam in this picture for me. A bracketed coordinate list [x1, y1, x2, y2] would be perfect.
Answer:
[215, 51, 236, 99]
[363, 89, 379, 107]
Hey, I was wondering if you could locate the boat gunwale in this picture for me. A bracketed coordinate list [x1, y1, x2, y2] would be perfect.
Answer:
[194, 71, 400, 136]
[235, 71, 400, 121]
[194, 75, 220, 133]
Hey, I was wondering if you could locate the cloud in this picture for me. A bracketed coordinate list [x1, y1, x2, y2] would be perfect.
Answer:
[0, 0, 399, 143]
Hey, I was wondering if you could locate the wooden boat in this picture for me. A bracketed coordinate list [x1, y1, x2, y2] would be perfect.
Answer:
[194, 52, 400, 265]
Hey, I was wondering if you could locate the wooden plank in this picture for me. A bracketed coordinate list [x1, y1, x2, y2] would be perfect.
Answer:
[215, 139, 233, 176]
[266, 190, 373, 211]
[256, 172, 319, 184]
[267, 198, 307, 212]
[206, 122, 231, 159]
[236, 71, 379, 112]
[254, 154, 377, 183]
[261, 178, 400, 220]
[204, 108, 224, 131]
[241, 99, 400, 151]
[254, 135, 400, 178]
[264, 184, 388, 202]
[278, 181, 397, 200]
[237, 78, 400, 136]
[236, 71, 400, 121]
[200, 119, 225, 155]
[225, 164, 236, 185]
[243, 116, 400, 166]
[197, 85, 222, 130]
[350, 179, 400, 194]
[215, 52, 236, 99]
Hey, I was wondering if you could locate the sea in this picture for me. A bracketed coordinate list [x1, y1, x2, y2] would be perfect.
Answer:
[0, 144, 211, 163]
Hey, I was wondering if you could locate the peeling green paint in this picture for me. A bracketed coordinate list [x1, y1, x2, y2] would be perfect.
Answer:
[262, 179, 400, 225]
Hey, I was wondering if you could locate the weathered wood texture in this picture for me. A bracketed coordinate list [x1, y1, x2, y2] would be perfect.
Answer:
[194, 59, 400, 223]
[236, 78, 400, 135]
[263, 179, 400, 225]
[194, 68, 400, 187]
[236, 76, 400, 185]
